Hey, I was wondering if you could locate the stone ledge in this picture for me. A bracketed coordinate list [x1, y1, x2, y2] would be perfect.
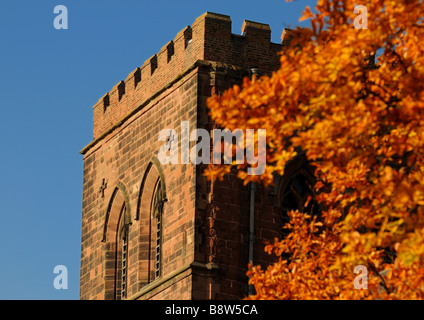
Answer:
[127, 261, 219, 300]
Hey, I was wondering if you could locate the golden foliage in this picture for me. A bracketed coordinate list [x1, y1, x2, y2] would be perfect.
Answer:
[206, 0, 424, 299]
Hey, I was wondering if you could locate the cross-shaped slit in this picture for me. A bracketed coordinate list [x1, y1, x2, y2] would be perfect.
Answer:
[99, 178, 107, 198]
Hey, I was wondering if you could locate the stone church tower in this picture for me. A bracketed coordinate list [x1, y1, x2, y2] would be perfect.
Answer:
[79, 12, 309, 300]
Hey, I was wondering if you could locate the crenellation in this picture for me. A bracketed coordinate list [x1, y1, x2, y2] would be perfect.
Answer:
[143, 54, 157, 75]
[173, 25, 192, 49]
[109, 82, 124, 117]
[90, 12, 283, 140]
[118, 81, 125, 101]
[281, 27, 294, 46]
[241, 20, 271, 43]
[103, 93, 110, 112]
[133, 67, 141, 88]
[158, 41, 174, 65]
[139, 60, 151, 91]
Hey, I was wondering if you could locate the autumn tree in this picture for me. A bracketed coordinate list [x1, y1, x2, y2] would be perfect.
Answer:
[205, 0, 424, 299]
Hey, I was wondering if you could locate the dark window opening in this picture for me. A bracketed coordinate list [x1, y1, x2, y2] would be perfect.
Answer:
[280, 169, 319, 238]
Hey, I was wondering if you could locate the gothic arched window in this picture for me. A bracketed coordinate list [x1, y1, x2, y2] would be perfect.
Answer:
[102, 184, 131, 300]
[151, 179, 164, 281]
[117, 205, 129, 299]
[278, 155, 319, 238]
[137, 160, 167, 287]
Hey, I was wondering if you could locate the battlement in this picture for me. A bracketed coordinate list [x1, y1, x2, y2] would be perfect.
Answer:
[90, 12, 285, 142]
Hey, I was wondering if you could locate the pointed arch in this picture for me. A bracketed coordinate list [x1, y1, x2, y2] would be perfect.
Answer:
[102, 182, 132, 300]
[102, 181, 132, 243]
[136, 157, 167, 221]
[276, 153, 319, 237]
[136, 158, 168, 287]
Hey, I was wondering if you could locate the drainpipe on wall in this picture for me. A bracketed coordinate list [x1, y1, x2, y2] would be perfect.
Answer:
[248, 182, 256, 296]
[247, 68, 259, 297]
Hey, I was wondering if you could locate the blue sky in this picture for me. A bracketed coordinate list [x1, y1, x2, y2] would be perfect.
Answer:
[0, 0, 315, 300]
